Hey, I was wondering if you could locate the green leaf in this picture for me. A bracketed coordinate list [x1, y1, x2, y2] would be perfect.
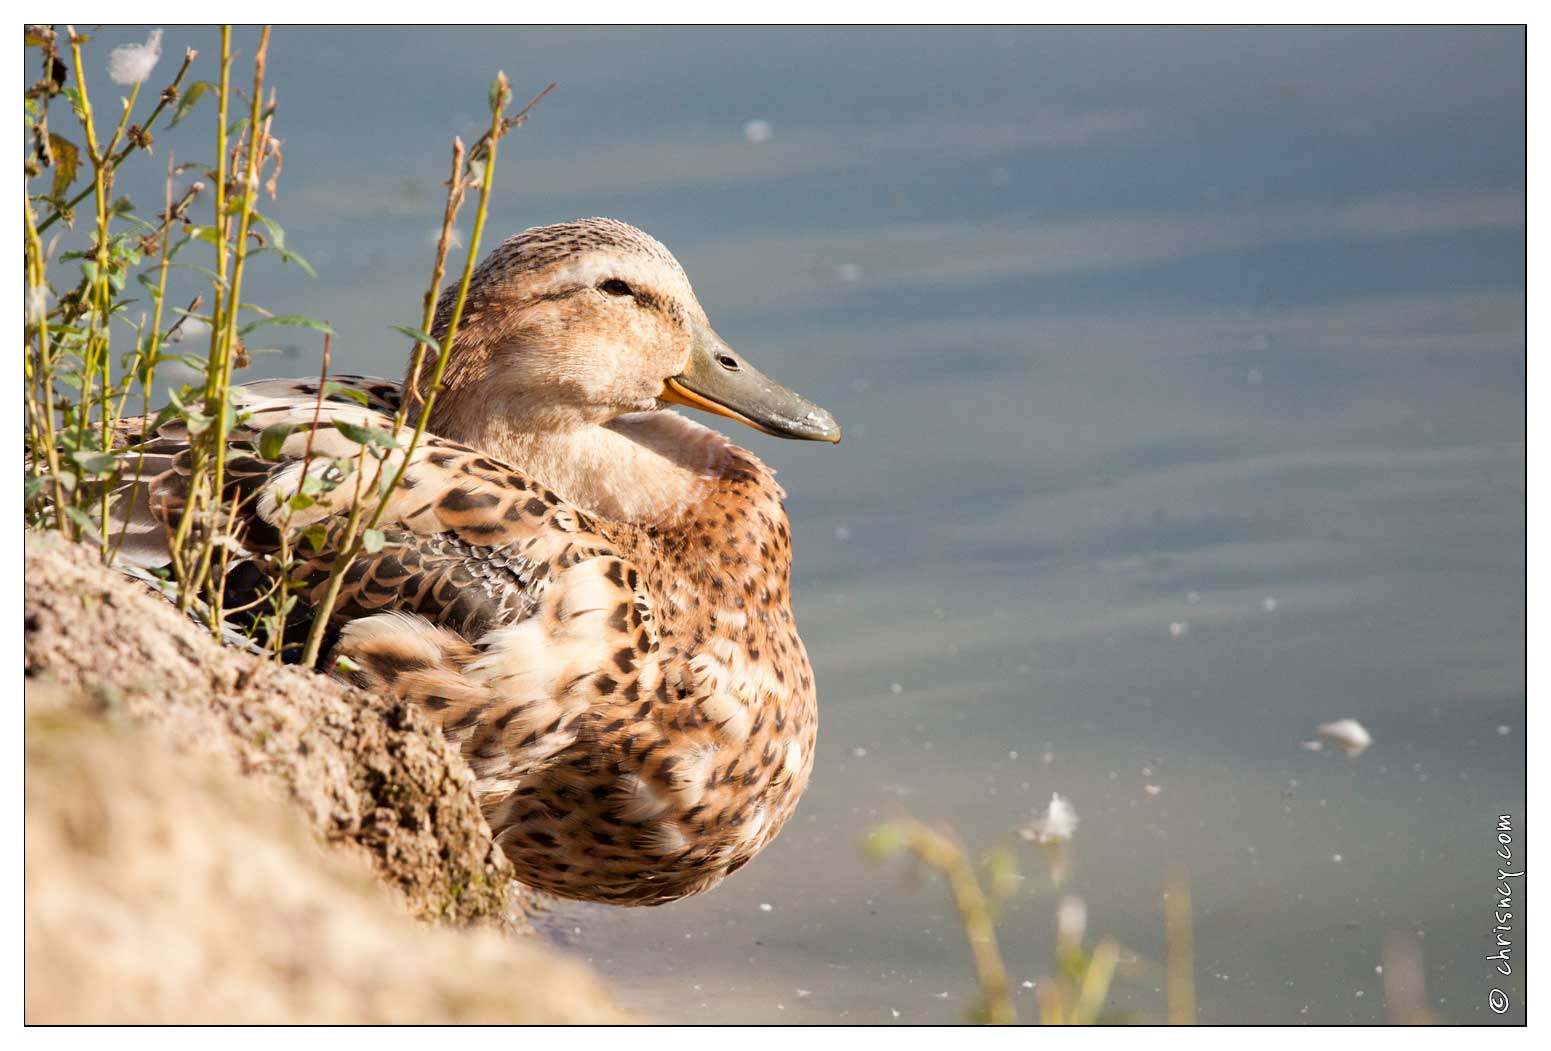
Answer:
[254, 214, 317, 277]
[150, 402, 183, 431]
[258, 422, 295, 461]
[47, 134, 81, 200]
[24, 476, 45, 503]
[70, 449, 118, 475]
[170, 81, 215, 127]
[303, 523, 329, 553]
[63, 505, 98, 534]
[184, 224, 222, 247]
[182, 407, 213, 437]
[239, 314, 333, 337]
[335, 421, 399, 451]
[361, 528, 385, 554]
[166, 260, 224, 283]
[321, 381, 370, 406]
[286, 492, 315, 511]
[391, 325, 442, 354]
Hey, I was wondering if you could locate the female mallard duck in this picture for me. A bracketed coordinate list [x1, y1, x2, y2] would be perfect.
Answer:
[126, 218, 840, 906]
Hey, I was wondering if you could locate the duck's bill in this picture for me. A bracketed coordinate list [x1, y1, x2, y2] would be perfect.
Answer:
[662, 321, 841, 443]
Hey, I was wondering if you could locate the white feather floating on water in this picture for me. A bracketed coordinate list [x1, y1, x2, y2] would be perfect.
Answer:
[1313, 718, 1373, 758]
[108, 29, 163, 87]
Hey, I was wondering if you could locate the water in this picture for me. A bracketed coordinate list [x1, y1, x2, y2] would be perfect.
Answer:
[80, 26, 1525, 1023]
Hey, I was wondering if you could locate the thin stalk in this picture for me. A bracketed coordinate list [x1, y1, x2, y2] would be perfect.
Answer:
[1164, 871, 1195, 1024]
[172, 25, 234, 612]
[267, 333, 332, 658]
[202, 25, 272, 634]
[399, 139, 467, 427]
[23, 192, 67, 532]
[66, 26, 117, 557]
[871, 818, 1018, 1024]
[106, 169, 187, 565]
[299, 73, 525, 668]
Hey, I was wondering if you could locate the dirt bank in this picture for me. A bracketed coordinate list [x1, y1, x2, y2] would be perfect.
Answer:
[24, 534, 631, 1023]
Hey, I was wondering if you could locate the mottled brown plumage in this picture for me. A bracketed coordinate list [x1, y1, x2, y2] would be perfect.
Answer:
[118, 219, 838, 905]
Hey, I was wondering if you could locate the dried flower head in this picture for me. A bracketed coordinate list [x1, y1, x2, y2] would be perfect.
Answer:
[1019, 792, 1080, 844]
[108, 29, 163, 87]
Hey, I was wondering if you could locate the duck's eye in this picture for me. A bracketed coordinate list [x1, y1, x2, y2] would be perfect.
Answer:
[599, 278, 634, 297]
[715, 352, 741, 371]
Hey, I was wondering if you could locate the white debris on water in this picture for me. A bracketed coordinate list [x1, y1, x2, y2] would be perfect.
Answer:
[1262, 595, 1279, 612]
[759, 903, 773, 913]
[1169, 620, 1190, 639]
[834, 524, 852, 541]
[742, 119, 773, 144]
[834, 262, 865, 283]
[1315, 718, 1373, 758]
[889, 682, 903, 696]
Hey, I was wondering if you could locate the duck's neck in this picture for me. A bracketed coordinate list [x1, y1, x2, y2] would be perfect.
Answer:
[425, 394, 797, 652]
[429, 398, 744, 530]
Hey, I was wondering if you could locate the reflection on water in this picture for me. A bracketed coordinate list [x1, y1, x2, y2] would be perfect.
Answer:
[89, 25, 1524, 1023]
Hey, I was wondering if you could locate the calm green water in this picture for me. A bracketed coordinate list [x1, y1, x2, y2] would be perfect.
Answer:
[87, 25, 1525, 1023]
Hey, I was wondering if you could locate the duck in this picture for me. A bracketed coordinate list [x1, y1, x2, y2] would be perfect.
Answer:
[120, 218, 841, 906]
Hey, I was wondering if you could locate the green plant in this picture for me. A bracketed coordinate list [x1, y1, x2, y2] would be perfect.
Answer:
[23, 24, 550, 668]
[24, 24, 315, 621]
[866, 814, 1196, 1025]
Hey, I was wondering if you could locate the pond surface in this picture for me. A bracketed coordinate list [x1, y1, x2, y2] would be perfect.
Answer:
[90, 25, 1525, 1023]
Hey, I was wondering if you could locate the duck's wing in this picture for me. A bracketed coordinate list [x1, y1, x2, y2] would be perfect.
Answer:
[134, 377, 666, 792]
[138, 376, 625, 633]
[107, 375, 404, 567]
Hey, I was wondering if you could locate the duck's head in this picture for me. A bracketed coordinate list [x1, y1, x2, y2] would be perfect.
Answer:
[416, 217, 840, 445]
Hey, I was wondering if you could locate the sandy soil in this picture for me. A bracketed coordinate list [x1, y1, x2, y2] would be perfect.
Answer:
[24, 534, 632, 1023]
